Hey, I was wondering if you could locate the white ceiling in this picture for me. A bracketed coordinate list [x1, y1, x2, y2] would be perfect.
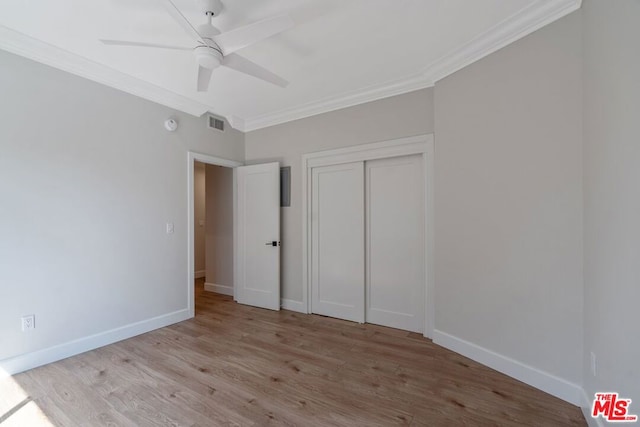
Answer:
[0, 0, 580, 131]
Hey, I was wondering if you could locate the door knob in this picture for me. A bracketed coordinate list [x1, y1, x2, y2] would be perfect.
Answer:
[265, 241, 280, 246]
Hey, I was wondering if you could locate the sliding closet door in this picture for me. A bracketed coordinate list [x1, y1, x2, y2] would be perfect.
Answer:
[365, 155, 424, 333]
[311, 162, 365, 323]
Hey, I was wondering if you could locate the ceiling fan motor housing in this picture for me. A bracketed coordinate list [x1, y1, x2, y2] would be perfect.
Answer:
[194, 45, 222, 69]
[195, 22, 223, 70]
[198, 0, 223, 16]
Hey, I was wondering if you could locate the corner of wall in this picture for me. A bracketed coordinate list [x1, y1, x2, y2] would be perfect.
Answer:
[433, 330, 583, 406]
[0, 309, 191, 376]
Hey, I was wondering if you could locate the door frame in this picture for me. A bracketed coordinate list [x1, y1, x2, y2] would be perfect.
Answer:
[301, 134, 435, 338]
[187, 151, 242, 318]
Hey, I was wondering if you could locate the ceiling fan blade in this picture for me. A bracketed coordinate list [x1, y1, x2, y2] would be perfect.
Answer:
[197, 65, 214, 92]
[223, 53, 288, 88]
[100, 39, 192, 51]
[163, 0, 205, 44]
[213, 15, 294, 55]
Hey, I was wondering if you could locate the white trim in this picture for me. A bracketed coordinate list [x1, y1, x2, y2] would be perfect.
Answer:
[242, 0, 581, 131]
[281, 299, 306, 313]
[204, 283, 234, 296]
[424, 140, 436, 338]
[187, 152, 243, 317]
[423, 0, 582, 83]
[0, 25, 217, 119]
[432, 330, 583, 406]
[227, 115, 246, 132]
[1, 1, 580, 133]
[305, 135, 430, 168]
[194, 270, 206, 279]
[0, 309, 190, 375]
[301, 134, 435, 337]
[242, 72, 434, 132]
[232, 168, 238, 302]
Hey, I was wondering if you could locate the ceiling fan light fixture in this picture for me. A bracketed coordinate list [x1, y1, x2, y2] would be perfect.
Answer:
[194, 45, 222, 69]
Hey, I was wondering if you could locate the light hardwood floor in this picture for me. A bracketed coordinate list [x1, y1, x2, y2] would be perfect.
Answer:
[3, 279, 585, 426]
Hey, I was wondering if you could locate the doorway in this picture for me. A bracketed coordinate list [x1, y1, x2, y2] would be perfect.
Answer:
[187, 152, 242, 317]
[194, 161, 235, 299]
[187, 152, 282, 316]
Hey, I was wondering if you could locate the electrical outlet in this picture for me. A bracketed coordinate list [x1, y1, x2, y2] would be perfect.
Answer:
[590, 351, 597, 377]
[21, 315, 35, 332]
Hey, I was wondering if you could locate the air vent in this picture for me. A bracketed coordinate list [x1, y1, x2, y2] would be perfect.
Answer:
[207, 114, 225, 132]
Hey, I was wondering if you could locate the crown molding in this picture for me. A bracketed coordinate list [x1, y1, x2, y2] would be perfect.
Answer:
[0, 25, 215, 118]
[225, 115, 246, 131]
[240, 71, 434, 132]
[242, 0, 581, 132]
[422, 0, 582, 82]
[0, 0, 581, 133]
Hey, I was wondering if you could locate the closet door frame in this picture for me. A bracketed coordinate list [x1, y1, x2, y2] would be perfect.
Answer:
[301, 134, 435, 338]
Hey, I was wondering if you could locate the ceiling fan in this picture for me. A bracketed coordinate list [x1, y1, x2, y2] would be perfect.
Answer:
[100, 0, 293, 91]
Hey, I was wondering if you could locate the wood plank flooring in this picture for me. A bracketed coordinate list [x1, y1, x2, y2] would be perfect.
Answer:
[3, 279, 585, 426]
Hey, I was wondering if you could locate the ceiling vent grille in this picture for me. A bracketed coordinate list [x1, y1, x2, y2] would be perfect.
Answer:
[207, 114, 225, 132]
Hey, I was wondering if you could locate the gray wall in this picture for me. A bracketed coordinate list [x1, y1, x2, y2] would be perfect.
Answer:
[204, 164, 234, 288]
[582, 0, 640, 406]
[5, 1, 639, 410]
[434, 11, 583, 385]
[0, 49, 243, 364]
[245, 88, 434, 301]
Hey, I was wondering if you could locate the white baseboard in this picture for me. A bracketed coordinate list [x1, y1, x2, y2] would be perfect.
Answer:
[433, 330, 582, 406]
[194, 270, 206, 279]
[204, 282, 233, 296]
[0, 309, 191, 376]
[281, 299, 307, 313]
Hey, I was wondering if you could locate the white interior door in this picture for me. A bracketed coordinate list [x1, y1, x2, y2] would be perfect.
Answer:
[236, 162, 280, 311]
[311, 162, 365, 322]
[365, 155, 424, 332]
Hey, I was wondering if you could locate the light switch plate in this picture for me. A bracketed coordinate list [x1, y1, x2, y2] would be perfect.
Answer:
[166, 223, 174, 234]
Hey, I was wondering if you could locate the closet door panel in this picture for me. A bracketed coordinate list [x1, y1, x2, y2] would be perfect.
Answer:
[311, 162, 365, 322]
[366, 155, 424, 332]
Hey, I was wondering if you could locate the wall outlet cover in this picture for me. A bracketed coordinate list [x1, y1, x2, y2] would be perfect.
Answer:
[21, 315, 35, 331]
